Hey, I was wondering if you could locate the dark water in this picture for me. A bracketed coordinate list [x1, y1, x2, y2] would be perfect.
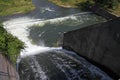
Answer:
[1, 0, 112, 80]
[19, 49, 112, 80]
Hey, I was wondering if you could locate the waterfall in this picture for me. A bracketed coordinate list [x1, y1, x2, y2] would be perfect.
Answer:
[3, 12, 93, 58]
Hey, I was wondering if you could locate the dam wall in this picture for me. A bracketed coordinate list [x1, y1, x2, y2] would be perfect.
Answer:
[63, 17, 120, 79]
[0, 54, 19, 80]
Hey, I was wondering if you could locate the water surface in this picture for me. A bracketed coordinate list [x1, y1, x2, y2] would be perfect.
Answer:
[2, 0, 112, 80]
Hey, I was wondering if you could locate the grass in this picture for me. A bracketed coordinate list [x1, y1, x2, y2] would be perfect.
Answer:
[108, 4, 120, 16]
[0, 0, 35, 16]
[49, 0, 88, 8]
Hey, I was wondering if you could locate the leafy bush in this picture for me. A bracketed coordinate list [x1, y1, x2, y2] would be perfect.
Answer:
[0, 23, 24, 63]
[94, 0, 120, 9]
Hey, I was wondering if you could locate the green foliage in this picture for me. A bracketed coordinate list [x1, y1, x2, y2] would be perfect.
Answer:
[94, 0, 120, 9]
[0, 23, 24, 63]
[93, 0, 120, 16]
[76, 0, 94, 10]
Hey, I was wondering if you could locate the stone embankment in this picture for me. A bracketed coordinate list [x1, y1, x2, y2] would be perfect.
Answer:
[0, 54, 19, 80]
[63, 17, 120, 79]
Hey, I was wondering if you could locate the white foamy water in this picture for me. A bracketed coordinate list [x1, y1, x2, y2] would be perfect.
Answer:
[3, 17, 46, 58]
[3, 14, 81, 58]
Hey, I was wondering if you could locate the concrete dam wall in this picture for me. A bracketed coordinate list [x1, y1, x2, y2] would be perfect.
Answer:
[0, 54, 19, 80]
[63, 17, 120, 79]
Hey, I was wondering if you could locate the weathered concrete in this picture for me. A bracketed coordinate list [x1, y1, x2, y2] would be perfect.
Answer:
[63, 17, 120, 79]
[0, 54, 19, 80]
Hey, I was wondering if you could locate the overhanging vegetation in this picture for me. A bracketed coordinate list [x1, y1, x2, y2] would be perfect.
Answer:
[0, 23, 24, 63]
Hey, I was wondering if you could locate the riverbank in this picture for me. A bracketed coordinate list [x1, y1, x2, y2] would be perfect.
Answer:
[49, 0, 87, 8]
[108, 4, 120, 16]
[49, 0, 120, 16]
[0, 0, 35, 16]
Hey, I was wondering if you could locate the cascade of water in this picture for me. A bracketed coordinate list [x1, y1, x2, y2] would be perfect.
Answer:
[3, 12, 93, 58]
[28, 56, 48, 80]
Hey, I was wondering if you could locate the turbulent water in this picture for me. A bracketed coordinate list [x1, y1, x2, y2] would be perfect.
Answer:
[2, 0, 112, 80]
[3, 12, 105, 57]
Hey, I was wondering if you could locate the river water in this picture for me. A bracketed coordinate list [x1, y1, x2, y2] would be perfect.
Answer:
[2, 0, 112, 80]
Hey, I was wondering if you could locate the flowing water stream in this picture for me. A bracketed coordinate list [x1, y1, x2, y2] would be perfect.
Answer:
[2, 0, 112, 80]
